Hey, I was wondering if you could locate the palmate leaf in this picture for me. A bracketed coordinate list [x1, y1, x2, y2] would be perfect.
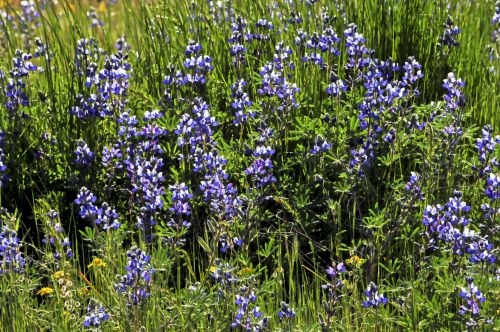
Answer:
[256, 236, 276, 259]
[79, 226, 97, 242]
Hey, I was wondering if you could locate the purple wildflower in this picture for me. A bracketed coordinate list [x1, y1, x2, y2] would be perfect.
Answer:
[362, 282, 387, 308]
[75, 140, 94, 167]
[438, 16, 461, 52]
[83, 302, 110, 328]
[442, 72, 466, 114]
[168, 183, 193, 229]
[232, 287, 268, 331]
[405, 172, 424, 201]
[115, 247, 155, 305]
[0, 224, 25, 275]
[459, 277, 485, 317]
[230, 79, 254, 125]
[278, 302, 296, 320]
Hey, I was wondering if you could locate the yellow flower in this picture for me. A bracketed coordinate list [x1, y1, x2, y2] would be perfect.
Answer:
[97, 2, 107, 13]
[0, 0, 15, 6]
[240, 267, 255, 275]
[53, 270, 65, 279]
[88, 257, 107, 269]
[37, 287, 55, 296]
[346, 255, 366, 267]
[209, 266, 217, 273]
[79, 287, 90, 296]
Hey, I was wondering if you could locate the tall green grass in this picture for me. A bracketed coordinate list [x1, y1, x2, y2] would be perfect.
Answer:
[0, 0, 498, 331]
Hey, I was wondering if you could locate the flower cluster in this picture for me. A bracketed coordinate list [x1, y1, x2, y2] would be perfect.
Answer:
[311, 136, 331, 155]
[210, 259, 238, 287]
[422, 191, 497, 264]
[209, 260, 268, 330]
[442, 72, 466, 116]
[404, 172, 424, 201]
[95, 203, 121, 231]
[70, 38, 104, 119]
[74, 37, 103, 79]
[0, 224, 25, 275]
[348, 130, 378, 176]
[230, 79, 254, 125]
[0, 132, 8, 188]
[489, 3, 500, 74]
[492, 2, 500, 43]
[218, 233, 244, 254]
[175, 97, 242, 226]
[433, 73, 465, 153]
[200, 172, 242, 223]
[475, 125, 498, 166]
[401, 56, 424, 95]
[102, 144, 124, 172]
[115, 247, 155, 305]
[75, 140, 94, 167]
[83, 301, 110, 328]
[0, 5, 497, 331]
[287, 10, 302, 25]
[33, 37, 52, 62]
[326, 73, 347, 97]
[175, 98, 218, 166]
[301, 18, 340, 69]
[127, 145, 166, 231]
[97, 37, 131, 102]
[18, 1, 40, 30]
[485, 172, 500, 203]
[168, 182, 193, 230]
[245, 127, 276, 188]
[232, 287, 268, 331]
[74, 187, 121, 231]
[184, 57, 213, 83]
[166, 41, 214, 86]
[458, 277, 486, 317]
[474, 127, 500, 221]
[344, 23, 373, 78]
[323, 263, 346, 302]
[101, 71, 167, 236]
[206, 0, 226, 24]
[319, 262, 346, 329]
[254, 19, 274, 42]
[71, 37, 130, 119]
[278, 302, 296, 320]
[438, 16, 461, 53]
[95, 81, 167, 238]
[41, 210, 73, 260]
[258, 42, 300, 115]
[15, 1, 41, 49]
[5, 50, 38, 118]
[324, 262, 346, 289]
[347, 55, 423, 177]
[362, 282, 387, 308]
[74, 187, 97, 219]
[228, 16, 252, 66]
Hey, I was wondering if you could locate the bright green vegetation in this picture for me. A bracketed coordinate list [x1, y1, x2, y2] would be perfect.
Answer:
[0, 1, 498, 331]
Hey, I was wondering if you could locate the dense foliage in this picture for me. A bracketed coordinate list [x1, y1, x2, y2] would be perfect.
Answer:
[0, 0, 499, 331]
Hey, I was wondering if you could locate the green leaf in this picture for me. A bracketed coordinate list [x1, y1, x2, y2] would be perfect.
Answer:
[197, 236, 212, 254]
